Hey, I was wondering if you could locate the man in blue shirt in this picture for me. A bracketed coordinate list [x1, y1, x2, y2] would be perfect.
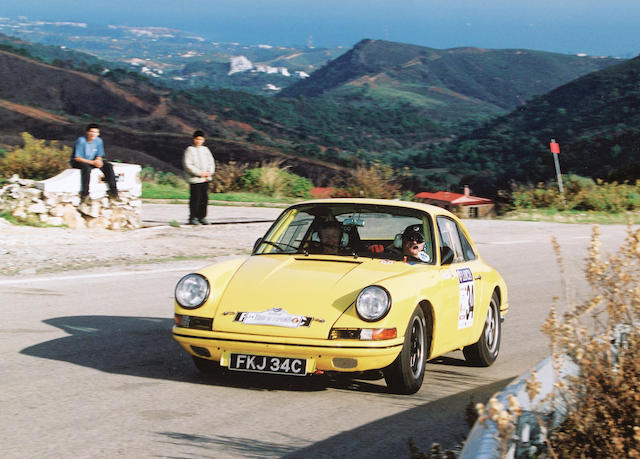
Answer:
[71, 123, 119, 201]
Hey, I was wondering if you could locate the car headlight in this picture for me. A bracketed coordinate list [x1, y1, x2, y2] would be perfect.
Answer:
[175, 273, 210, 309]
[356, 286, 391, 321]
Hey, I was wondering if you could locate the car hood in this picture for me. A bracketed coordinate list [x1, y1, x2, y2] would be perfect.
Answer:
[211, 254, 411, 339]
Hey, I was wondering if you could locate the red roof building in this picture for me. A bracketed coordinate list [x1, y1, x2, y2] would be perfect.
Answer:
[415, 186, 495, 218]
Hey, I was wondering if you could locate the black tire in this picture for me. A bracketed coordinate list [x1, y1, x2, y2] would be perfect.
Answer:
[192, 356, 223, 375]
[463, 291, 501, 366]
[383, 306, 427, 394]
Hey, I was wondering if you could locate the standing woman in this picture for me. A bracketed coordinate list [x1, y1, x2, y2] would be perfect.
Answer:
[183, 130, 215, 225]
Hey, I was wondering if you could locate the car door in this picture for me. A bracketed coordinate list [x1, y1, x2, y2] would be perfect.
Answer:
[434, 216, 488, 352]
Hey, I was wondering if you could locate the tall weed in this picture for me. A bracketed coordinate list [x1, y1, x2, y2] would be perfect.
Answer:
[339, 161, 401, 199]
[210, 161, 248, 193]
[476, 226, 640, 457]
[240, 160, 312, 198]
[542, 226, 640, 457]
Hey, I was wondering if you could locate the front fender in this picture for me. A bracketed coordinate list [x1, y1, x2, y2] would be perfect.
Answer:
[174, 256, 249, 317]
[331, 268, 440, 336]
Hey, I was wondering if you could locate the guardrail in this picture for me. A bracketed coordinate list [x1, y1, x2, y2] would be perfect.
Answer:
[460, 356, 578, 458]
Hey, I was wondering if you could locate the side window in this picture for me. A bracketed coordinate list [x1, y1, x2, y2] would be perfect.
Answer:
[458, 227, 477, 261]
[436, 216, 465, 263]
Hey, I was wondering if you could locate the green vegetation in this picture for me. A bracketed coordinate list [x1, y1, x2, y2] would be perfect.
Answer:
[207, 192, 297, 204]
[141, 182, 190, 200]
[339, 161, 402, 199]
[240, 161, 312, 198]
[502, 175, 640, 223]
[512, 175, 640, 212]
[429, 56, 640, 195]
[0, 210, 57, 227]
[140, 164, 311, 202]
[0, 132, 69, 180]
[173, 87, 445, 166]
[140, 167, 187, 189]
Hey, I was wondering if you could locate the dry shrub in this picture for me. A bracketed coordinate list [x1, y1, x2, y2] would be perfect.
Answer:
[0, 132, 70, 180]
[210, 161, 248, 193]
[474, 226, 639, 458]
[474, 394, 524, 458]
[341, 161, 401, 199]
[140, 166, 187, 188]
[408, 440, 457, 459]
[541, 226, 640, 457]
[240, 159, 312, 198]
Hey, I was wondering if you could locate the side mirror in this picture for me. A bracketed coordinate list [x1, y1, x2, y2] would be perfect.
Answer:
[253, 237, 262, 253]
[440, 246, 454, 265]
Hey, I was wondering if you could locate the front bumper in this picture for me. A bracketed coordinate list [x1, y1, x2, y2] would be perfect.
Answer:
[173, 327, 403, 373]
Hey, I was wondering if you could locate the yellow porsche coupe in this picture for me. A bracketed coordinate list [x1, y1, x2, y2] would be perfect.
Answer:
[173, 198, 508, 394]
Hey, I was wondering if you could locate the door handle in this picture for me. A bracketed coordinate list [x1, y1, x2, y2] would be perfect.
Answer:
[474, 275, 482, 280]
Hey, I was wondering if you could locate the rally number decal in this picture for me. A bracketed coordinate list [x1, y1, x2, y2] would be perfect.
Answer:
[457, 268, 475, 329]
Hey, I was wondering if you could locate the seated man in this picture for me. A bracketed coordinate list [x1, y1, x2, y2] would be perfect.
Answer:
[400, 224, 430, 263]
[70, 123, 119, 202]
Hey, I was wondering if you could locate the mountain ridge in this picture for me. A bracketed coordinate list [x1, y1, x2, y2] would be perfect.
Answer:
[424, 55, 640, 195]
[279, 39, 622, 115]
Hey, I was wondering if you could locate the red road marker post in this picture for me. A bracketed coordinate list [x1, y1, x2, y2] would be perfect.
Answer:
[550, 139, 564, 194]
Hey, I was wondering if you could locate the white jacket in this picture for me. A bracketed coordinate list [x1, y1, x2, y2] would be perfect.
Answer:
[183, 145, 215, 184]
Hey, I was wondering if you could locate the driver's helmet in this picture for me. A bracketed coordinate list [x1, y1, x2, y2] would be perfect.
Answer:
[401, 224, 424, 243]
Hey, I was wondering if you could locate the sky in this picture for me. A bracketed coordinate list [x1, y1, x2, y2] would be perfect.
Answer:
[2, 0, 639, 57]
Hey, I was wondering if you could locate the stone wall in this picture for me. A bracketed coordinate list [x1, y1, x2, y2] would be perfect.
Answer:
[0, 172, 141, 230]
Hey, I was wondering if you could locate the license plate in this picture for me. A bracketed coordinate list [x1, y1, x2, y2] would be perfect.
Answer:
[229, 353, 307, 376]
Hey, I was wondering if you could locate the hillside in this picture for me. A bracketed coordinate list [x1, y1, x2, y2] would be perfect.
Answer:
[0, 49, 349, 185]
[280, 39, 622, 122]
[1, 41, 637, 196]
[421, 55, 640, 195]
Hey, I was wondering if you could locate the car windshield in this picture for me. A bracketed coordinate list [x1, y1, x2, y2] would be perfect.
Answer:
[254, 203, 435, 263]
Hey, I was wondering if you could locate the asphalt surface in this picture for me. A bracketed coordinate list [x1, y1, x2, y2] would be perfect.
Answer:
[0, 207, 632, 458]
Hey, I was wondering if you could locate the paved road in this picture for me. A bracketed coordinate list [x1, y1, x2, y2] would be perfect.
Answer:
[0, 213, 630, 458]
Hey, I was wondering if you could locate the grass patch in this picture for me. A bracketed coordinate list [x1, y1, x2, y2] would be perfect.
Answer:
[141, 183, 299, 205]
[0, 210, 56, 227]
[499, 208, 640, 224]
[141, 182, 190, 200]
[208, 191, 298, 204]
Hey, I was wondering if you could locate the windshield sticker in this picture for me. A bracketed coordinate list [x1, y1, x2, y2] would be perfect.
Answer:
[457, 268, 475, 329]
[234, 307, 312, 328]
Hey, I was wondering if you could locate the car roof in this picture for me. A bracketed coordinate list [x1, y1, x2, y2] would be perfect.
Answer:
[288, 198, 458, 219]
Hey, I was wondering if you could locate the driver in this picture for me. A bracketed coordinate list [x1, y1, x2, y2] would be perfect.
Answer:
[401, 224, 430, 263]
[319, 220, 342, 255]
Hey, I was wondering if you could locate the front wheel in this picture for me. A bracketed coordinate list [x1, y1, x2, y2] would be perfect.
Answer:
[383, 306, 427, 394]
[463, 291, 501, 366]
